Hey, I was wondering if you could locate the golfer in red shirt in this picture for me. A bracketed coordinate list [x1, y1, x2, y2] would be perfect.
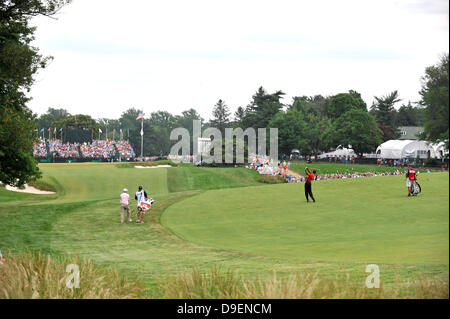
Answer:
[305, 167, 316, 203]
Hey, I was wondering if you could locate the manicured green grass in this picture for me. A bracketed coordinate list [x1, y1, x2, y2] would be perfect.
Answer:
[163, 173, 448, 264]
[0, 162, 448, 297]
[167, 165, 261, 192]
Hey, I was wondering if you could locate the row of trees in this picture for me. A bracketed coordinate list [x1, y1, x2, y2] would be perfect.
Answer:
[1, 0, 72, 186]
[36, 68, 444, 160]
[35, 53, 448, 160]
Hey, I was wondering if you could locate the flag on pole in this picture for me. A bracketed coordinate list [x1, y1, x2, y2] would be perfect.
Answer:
[99, 128, 102, 133]
[140, 128, 144, 136]
[136, 112, 144, 121]
[48, 128, 51, 132]
[54, 127, 56, 133]
[40, 128, 44, 133]
[59, 128, 63, 132]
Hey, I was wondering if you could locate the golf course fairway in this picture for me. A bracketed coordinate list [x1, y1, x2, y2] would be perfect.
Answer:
[0, 162, 448, 295]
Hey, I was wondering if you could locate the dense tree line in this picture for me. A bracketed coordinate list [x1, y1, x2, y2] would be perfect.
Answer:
[0, 0, 71, 186]
[36, 83, 435, 160]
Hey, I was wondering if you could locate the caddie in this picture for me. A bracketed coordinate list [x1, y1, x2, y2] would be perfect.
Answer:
[135, 185, 148, 224]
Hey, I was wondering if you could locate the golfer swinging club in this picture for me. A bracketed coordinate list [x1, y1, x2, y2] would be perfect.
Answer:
[305, 167, 316, 203]
[135, 185, 148, 223]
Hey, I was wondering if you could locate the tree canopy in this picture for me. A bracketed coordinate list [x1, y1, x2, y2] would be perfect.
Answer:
[0, 0, 71, 186]
[331, 109, 382, 157]
[420, 53, 449, 144]
[328, 92, 367, 120]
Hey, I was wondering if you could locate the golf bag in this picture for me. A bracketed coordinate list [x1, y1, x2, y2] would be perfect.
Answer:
[411, 180, 421, 196]
[138, 198, 155, 211]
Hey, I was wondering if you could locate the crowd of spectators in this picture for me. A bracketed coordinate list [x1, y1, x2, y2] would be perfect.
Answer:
[34, 139, 136, 160]
[48, 139, 80, 158]
[282, 169, 405, 183]
[245, 155, 407, 184]
[377, 157, 425, 168]
[33, 140, 48, 158]
[116, 140, 135, 159]
[313, 170, 403, 181]
[80, 140, 116, 159]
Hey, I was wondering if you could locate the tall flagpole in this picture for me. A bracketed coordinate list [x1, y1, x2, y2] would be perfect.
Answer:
[140, 115, 144, 158]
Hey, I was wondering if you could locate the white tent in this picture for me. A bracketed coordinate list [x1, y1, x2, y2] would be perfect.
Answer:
[375, 140, 435, 159]
[430, 142, 449, 159]
[318, 145, 355, 159]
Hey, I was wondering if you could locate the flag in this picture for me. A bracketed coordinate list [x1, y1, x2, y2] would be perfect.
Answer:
[40, 128, 44, 133]
[48, 127, 51, 132]
[99, 128, 102, 133]
[136, 112, 143, 121]
[140, 128, 144, 136]
[59, 128, 63, 132]
[54, 127, 56, 133]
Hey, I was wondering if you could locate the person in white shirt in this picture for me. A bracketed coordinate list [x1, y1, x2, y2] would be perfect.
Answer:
[120, 188, 131, 223]
[135, 185, 148, 224]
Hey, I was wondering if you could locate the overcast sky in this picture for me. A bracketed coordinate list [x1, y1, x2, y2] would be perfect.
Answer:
[28, 0, 449, 121]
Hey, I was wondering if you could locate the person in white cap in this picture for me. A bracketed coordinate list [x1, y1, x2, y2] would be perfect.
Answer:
[120, 188, 131, 223]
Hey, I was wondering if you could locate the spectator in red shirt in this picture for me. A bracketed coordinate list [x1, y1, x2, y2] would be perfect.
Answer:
[406, 166, 416, 197]
[305, 167, 316, 203]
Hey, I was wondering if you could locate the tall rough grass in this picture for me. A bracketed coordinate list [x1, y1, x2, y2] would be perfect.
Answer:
[0, 251, 144, 299]
[1, 253, 447, 299]
[152, 267, 449, 299]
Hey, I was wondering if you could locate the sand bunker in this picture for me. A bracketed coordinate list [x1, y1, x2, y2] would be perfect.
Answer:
[4, 184, 56, 195]
[135, 165, 172, 168]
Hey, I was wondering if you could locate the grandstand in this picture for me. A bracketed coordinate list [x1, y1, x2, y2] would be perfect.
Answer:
[34, 139, 135, 161]
[48, 139, 80, 158]
[33, 140, 48, 158]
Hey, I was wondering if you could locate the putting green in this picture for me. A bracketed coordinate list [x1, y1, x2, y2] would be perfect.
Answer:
[162, 173, 449, 265]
